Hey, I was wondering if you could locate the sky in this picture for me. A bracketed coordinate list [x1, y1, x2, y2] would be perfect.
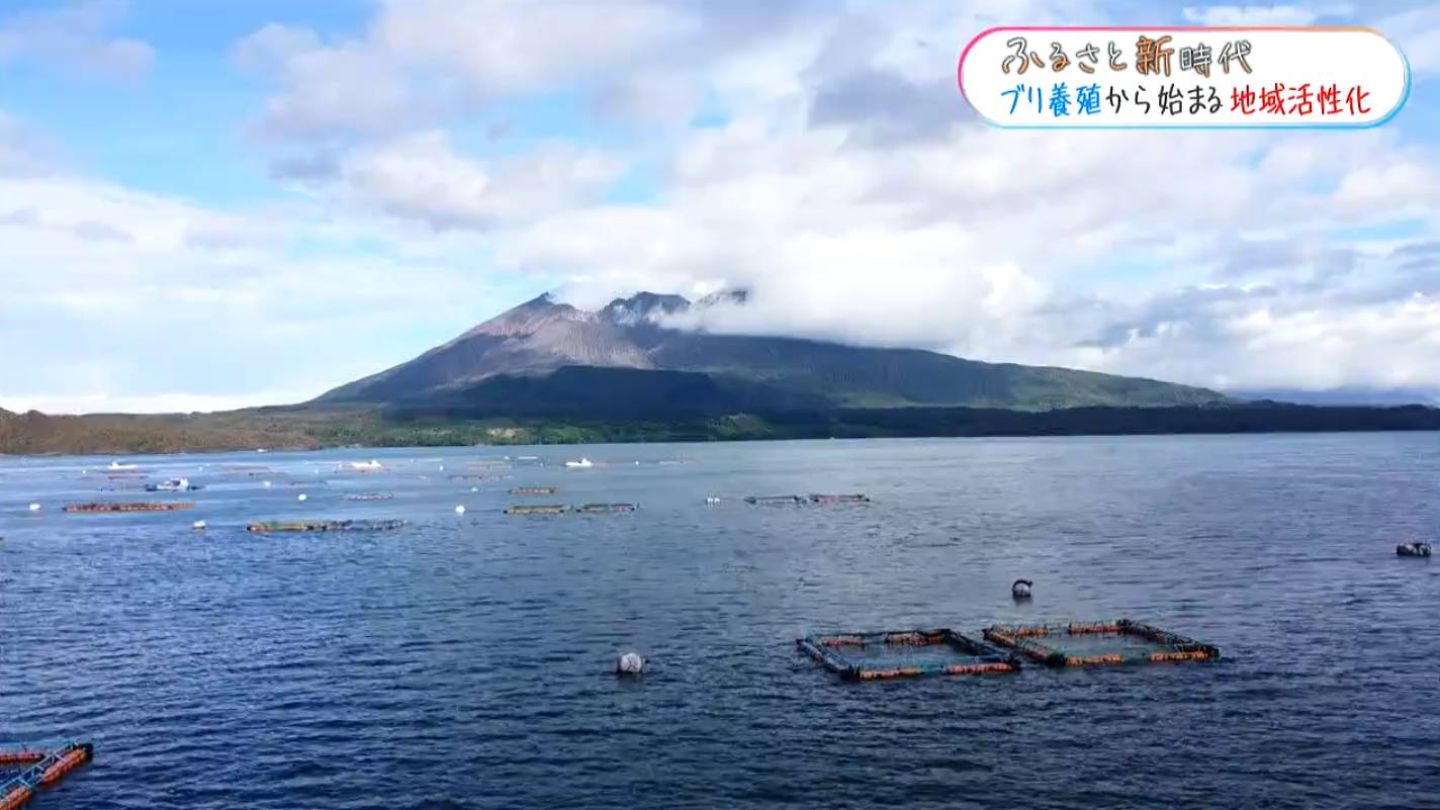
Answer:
[1, 0, 1438, 414]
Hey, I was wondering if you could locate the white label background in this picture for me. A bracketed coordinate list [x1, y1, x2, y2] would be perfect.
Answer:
[959, 28, 1409, 128]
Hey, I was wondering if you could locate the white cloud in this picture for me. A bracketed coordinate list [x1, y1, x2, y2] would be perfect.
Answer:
[272, 131, 626, 230]
[1375, 5, 1440, 75]
[0, 0, 153, 79]
[1181, 4, 1353, 27]
[0, 170, 531, 413]
[234, 0, 694, 139]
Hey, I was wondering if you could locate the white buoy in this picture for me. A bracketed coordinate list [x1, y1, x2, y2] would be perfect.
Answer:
[439, 465, 445, 472]
[616, 651, 646, 676]
[263, 480, 272, 488]
[1012, 579, 1033, 599]
[192, 520, 207, 530]
[28, 503, 40, 512]
[705, 496, 721, 505]
[297, 493, 308, 502]
[454, 505, 466, 515]
[470, 486, 479, 493]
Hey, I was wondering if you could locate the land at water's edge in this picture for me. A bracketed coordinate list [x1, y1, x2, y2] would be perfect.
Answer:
[4, 402, 1440, 455]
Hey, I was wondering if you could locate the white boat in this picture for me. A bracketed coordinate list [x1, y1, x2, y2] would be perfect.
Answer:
[147, 477, 201, 492]
[564, 457, 594, 469]
[347, 460, 385, 472]
[108, 461, 138, 470]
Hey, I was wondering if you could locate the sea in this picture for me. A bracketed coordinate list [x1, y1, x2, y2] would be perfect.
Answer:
[2, 434, 1438, 809]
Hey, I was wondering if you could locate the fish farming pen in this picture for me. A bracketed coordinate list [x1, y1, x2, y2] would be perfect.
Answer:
[983, 619, 1219, 667]
[744, 495, 807, 506]
[63, 502, 194, 513]
[576, 503, 638, 514]
[344, 493, 394, 501]
[510, 486, 558, 495]
[797, 629, 1020, 681]
[505, 504, 569, 516]
[246, 519, 408, 533]
[808, 493, 870, 504]
[0, 741, 93, 808]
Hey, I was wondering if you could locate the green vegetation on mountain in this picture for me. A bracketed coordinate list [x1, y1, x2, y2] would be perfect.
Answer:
[6, 402, 1440, 455]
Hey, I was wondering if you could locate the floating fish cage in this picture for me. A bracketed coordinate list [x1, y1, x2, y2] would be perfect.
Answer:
[576, 503, 638, 514]
[797, 629, 1020, 681]
[63, 502, 194, 513]
[448, 474, 487, 481]
[246, 519, 407, 533]
[808, 493, 870, 504]
[344, 493, 394, 501]
[0, 741, 93, 808]
[983, 619, 1219, 667]
[505, 504, 569, 516]
[510, 486, 558, 495]
[744, 495, 807, 506]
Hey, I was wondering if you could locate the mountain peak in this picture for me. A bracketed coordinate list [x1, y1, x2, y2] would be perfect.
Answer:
[601, 292, 691, 324]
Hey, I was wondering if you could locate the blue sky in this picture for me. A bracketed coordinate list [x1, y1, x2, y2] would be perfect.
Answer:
[2, 0, 1438, 413]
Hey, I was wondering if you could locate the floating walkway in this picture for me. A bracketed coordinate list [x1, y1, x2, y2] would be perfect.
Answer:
[576, 503, 638, 514]
[744, 495, 806, 506]
[63, 502, 193, 513]
[344, 493, 393, 501]
[745, 494, 870, 506]
[510, 486, 558, 495]
[983, 619, 1219, 667]
[246, 519, 407, 533]
[505, 504, 569, 516]
[0, 741, 92, 809]
[808, 493, 870, 504]
[504, 502, 637, 515]
[798, 629, 1019, 681]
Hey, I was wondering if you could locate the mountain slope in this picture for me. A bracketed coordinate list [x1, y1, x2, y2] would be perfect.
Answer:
[317, 292, 1226, 413]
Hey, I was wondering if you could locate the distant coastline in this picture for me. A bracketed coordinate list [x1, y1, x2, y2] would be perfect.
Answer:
[4, 402, 1439, 456]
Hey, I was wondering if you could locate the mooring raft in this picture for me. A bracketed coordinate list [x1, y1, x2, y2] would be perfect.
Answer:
[510, 486, 558, 495]
[246, 519, 407, 533]
[63, 502, 193, 513]
[0, 741, 92, 809]
[798, 629, 1020, 681]
[983, 619, 1219, 667]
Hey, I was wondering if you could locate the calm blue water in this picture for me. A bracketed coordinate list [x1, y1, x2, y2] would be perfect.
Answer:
[2, 435, 1438, 809]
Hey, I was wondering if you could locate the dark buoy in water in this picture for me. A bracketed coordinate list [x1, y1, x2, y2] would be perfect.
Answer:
[616, 651, 646, 676]
[1012, 579, 1033, 600]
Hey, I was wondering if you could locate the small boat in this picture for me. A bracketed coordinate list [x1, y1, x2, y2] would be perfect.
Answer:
[346, 459, 385, 472]
[107, 461, 138, 471]
[145, 477, 203, 492]
[1396, 542, 1433, 558]
[564, 458, 594, 469]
